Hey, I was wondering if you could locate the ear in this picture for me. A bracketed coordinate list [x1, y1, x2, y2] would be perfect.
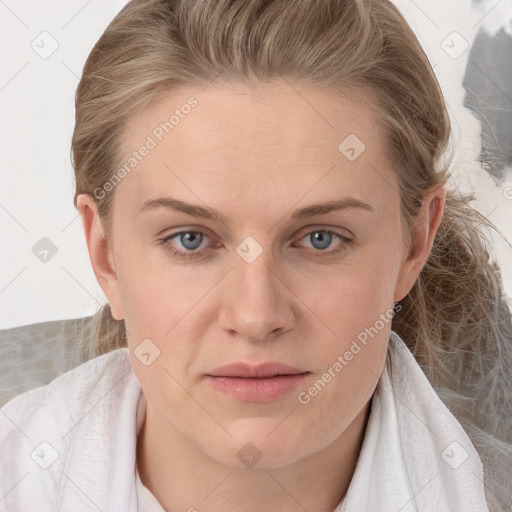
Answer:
[76, 194, 125, 321]
[393, 183, 446, 303]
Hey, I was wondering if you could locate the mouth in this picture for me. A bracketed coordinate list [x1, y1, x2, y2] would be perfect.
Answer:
[205, 362, 311, 401]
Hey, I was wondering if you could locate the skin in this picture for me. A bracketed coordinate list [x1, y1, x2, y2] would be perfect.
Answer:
[77, 79, 445, 512]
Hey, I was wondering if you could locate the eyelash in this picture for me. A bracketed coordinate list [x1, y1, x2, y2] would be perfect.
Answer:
[158, 228, 353, 261]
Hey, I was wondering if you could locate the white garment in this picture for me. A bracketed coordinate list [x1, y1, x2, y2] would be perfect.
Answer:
[0, 331, 489, 512]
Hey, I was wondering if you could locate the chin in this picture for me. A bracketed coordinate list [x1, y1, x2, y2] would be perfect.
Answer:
[201, 425, 308, 470]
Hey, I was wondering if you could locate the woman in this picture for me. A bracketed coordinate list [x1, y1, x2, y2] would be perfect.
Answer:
[1, 0, 511, 510]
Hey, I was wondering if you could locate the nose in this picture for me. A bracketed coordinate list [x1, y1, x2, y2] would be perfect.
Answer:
[218, 245, 296, 344]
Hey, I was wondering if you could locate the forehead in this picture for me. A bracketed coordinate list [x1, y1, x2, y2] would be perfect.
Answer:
[114, 80, 398, 222]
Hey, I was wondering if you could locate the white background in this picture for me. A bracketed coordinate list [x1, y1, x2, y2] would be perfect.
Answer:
[1, 0, 511, 329]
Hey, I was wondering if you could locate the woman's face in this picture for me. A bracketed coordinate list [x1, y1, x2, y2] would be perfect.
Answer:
[80, 79, 439, 469]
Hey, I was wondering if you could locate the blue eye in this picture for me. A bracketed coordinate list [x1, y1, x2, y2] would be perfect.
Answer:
[302, 230, 338, 250]
[160, 230, 211, 260]
[174, 231, 205, 251]
[158, 228, 352, 260]
[295, 229, 352, 259]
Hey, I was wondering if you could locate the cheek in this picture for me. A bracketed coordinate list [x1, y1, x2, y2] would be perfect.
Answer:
[116, 251, 199, 338]
[294, 250, 398, 334]
[117, 258, 205, 386]
[293, 250, 397, 404]
[279, 323, 390, 463]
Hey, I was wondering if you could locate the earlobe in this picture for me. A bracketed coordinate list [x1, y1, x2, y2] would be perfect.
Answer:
[393, 184, 446, 303]
[76, 194, 125, 321]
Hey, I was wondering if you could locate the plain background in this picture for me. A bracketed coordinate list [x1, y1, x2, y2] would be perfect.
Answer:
[1, 0, 511, 329]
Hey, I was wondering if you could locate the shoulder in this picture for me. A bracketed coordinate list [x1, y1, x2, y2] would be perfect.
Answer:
[0, 347, 139, 507]
[376, 330, 489, 510]
[0, 347, 132, 430]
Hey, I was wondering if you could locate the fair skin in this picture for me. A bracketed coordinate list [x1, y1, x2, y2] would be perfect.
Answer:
[77, 80, 445, 512]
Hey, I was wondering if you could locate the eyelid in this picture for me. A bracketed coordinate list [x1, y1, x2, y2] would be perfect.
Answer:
[294, 224, 353, 240]
[293, 228, 352, 255]
[159, 228, 220, 256]
[166, 228, 219, 248]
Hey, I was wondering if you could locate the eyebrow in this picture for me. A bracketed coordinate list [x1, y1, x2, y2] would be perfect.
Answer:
[139, 195, 374, 223]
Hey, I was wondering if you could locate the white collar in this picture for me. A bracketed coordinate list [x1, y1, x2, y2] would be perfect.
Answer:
[336, 330, 488, 511]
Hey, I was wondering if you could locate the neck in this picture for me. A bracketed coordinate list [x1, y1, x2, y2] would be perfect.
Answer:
[136, 399, 372, 512]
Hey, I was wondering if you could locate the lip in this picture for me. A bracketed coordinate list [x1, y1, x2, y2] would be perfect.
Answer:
[205, 362, 311, 401]
[208, 362, 306, 378]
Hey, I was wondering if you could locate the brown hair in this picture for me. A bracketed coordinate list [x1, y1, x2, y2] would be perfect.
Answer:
[71, 1, 512, 508]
